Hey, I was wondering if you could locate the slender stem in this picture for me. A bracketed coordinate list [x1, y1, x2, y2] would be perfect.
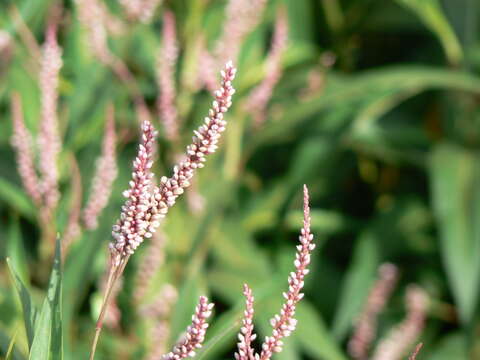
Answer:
[88, 262, 118, 360]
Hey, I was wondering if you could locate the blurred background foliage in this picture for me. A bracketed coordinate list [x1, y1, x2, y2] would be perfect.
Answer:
[1, 0, 480, 359]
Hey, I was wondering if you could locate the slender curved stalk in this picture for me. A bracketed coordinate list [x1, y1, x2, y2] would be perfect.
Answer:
[88, 263, 117, 360]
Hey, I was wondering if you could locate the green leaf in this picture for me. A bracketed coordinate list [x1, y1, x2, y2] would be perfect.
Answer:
[250, 66, 480, 150]
[7, 259, 37, 350]
[395, 0, 463, 65]
[0, 329, 25, 360]
[425, 333, 468, 359]
[0, 178, 35, 220]
[332, 232, 380, 340]
[29, 239, 63, 360]
[430, 143, 480, 324]
[168, 275, 202, 348]
[5, 331, 17, 360]
[7, 217, 29, 285]
[295, 301, 347, 360]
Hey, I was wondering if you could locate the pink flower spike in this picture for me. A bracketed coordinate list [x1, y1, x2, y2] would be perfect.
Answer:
[83, 104, 118, 230]
[110, 120, 158, 266]
[235, 284, 257, 360]
[109, 62, 236, 267]
[37, 23, 62, 220]
[157, 10, 180, 141]
[259, 185, 315, 360]
[348, 263, 399, 360]
[247, 8, 288, 128]
[162, 296, 214, 359]
[371, 285, 429, 360]
[10, 93, 42, 206]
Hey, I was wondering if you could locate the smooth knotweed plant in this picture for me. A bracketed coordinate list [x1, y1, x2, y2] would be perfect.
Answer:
[83, 104, 118, 230]
[371, 286, 428, 360]
[156, 10, 179, 141]
[246, 7, 288, 128]
[38, 23, 62, 223]
[235, 185, 315, 360]
[348, 263, 399, 360]
[89, 61, 236, 359]
[11, 93, 42, 206]
[11, 24, 62, 229]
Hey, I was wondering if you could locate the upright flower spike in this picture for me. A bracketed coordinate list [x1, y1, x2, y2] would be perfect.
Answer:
[348, 263, 399, 360]
[371, 286, 428, 360]
[258, 185, 315, 360]
[234, 284, 257, 360]
[83, 105, 118, 230]
[215, 0, 268, 64]
[110, 119, 158, 266]
[156, 10, 179, 141]
[110, 61, 236, 267]
[10, 93, 42, 206]
[162, 296, 214, 359]
[37, 23, 62, 220]
[247, 8, 288, 128]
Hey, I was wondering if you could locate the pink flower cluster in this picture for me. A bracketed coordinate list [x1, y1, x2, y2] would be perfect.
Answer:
[11, 94, 42, 206]
[38, 24, 63, 219]
[247, 8, 288, 128]
[234, 185, 315, 360]
[371, 286, 428, 360]
[348, 263, 399, 360]
[162, 296, 214, 359]
[11, 25, 62, 224]
[235, 284, 257, 360]
[110, 62, 236, 266]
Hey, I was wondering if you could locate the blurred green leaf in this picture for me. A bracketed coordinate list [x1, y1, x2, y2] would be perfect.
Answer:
[7, 259, 37, 350]
[430, 143, 480, 324]
[252, 66, 480, 149]
[0, 329, 25, 360]
[7, 218, 29, 285]
[425, 333, 468, 359]
[296, 301, 347, 360]
[29, 239, 63, 360]
[395, 0, 463, 64]
[0, 178, 35, 220]
[332, 232, 379, 340]
[5, 330, 17, 360]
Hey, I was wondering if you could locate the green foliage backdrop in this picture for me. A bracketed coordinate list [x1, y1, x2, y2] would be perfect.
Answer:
[1, 0, 480, 359]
